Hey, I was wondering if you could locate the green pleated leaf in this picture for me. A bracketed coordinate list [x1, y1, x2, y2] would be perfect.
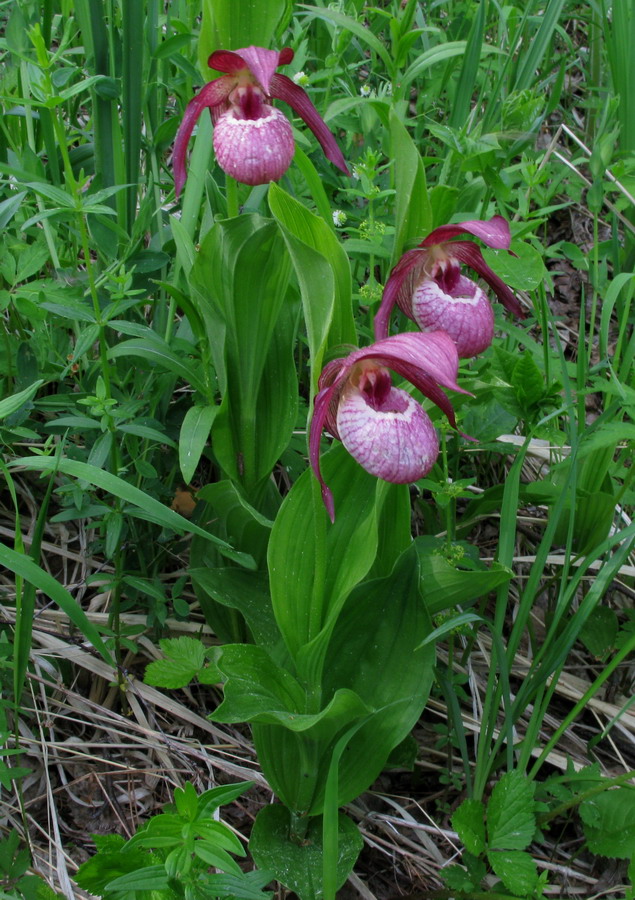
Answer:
[189, 215, 297, 494]
[415, 541, 513, 616]
[250, 806, 362, 900]
[390, 109, 432, 263]
[267, 444, 380, 660]
[212, 644, 370, 739]
[199, 0, 292, 69]
[191, 567, 280, 650]
[318, 545, 435, 808]
[269, 182, 356, 383]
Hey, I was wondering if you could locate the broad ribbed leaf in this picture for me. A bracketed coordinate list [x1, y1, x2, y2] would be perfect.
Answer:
[390, 110, 432, 264]
[319, 545, 434, 808]
[199, 0, 292, 71]
[269, 182, 356, 385]
[250, 806, 362, 900]
[212, 644, 370, 738]
[267, 444, 380, 660]
[190, 215, 297, 495]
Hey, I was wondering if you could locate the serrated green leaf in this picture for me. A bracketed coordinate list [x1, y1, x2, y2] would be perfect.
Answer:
[144, 658, 199, 689]
[452, 798, 486, 856]
[581, 788, 635, 858]
[487, 770, 536, 850]
[440, 863, 476, 890]
[487, 850, 538, 896]
[159, 636, 206, 670]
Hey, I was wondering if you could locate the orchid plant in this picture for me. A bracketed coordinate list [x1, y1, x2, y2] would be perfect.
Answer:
[309, 332, 468, 521]
[374, 216, 525, 357]
[165, 24, 534, 900]
[172, 45, 349, 193]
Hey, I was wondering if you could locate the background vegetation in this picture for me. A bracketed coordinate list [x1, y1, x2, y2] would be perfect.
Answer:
[0, 0, 634, 897]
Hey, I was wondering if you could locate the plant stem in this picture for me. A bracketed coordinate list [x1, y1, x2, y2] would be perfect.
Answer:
[226, 174, 239, 217]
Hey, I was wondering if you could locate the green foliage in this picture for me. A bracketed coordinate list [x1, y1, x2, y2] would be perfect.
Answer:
[1, 2, 634, 898]
[449, 771, 540, 897]
[250, 806, 362, 900]
[144, 637, 222, 689]
[0, 831, 63, 899]
[74, 782, 271, 900]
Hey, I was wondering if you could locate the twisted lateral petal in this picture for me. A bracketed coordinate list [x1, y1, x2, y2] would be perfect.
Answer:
[374, 247, 430, 340]
[270, 73, 350, 175]
[421, 215, 511, 249]
[309, 384, 339, 522]
[172, 76, 235, 197]
[337, 384, 439, 483]
[355, 332, 465, 398]
[449, 241, 525, 318]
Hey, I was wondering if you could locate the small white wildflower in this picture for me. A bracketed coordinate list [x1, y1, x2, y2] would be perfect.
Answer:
[352, 166, 361, 180]
[293, 71, 309, 86]
[359, 84, 372, 97]
[332, 209, 347, 227]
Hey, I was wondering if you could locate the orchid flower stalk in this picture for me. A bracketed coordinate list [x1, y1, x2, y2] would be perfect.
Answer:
[309, 332, 469, 521]
[374, 217, 524, 358]
[172, 45, 349, 194]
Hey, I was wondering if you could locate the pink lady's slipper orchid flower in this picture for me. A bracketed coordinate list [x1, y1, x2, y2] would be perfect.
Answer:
[310, 331, 469, 521]
[172, 45, 349, 194]
[374, 216, 524, 358]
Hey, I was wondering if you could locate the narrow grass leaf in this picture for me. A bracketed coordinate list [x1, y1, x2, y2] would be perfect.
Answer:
[8, 457, 254, 567]
[0, 543, 115, 666]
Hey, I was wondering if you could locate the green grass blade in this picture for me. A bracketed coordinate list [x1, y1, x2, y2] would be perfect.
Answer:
[0, 543, 115, 668]
[8, 456, 255, 568]
[449, 0, 487, 129]
[121, 0, 144, 231]
[514, 0, 567, 91]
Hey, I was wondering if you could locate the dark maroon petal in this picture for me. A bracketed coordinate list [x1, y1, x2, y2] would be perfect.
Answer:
[374, 248, 429, 340]
[207, 49, 249, 74]
[172, 77, 235, 197]
[421, 215, 511, 250]
[449, 242, 525, 317]
[309, 385, 339, 523]
[269, 73, 349, 175]
[278, 47, 294, 65]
